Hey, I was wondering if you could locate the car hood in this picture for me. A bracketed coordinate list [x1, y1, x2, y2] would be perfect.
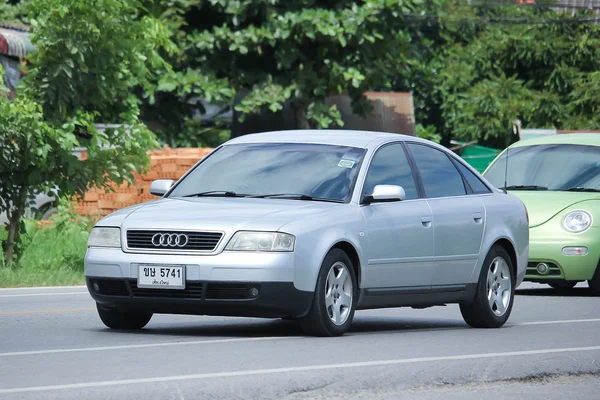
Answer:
[98, 197, 340, 232]
[508, 191, 600, 227]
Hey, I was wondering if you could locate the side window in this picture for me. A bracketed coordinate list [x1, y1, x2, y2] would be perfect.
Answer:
[455, 161, 491, 194]
[363, 144, 418, 200]
[407, 144, 466, 198]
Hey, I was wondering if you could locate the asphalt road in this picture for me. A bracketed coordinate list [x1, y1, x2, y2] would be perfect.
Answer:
[0, 282, 599, 399]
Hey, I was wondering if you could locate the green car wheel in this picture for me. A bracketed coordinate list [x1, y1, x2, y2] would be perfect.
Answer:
[547, 281, 577, 291]
[588, 265, 600, 295]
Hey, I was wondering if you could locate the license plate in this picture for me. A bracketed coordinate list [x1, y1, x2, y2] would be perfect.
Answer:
[137, 265, 185, 289]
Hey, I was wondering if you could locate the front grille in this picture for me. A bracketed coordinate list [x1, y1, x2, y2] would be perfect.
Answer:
[92, 279, 129, 296]
[126, 230, 223, 252]
[526, 262, 562, 277]
[129, 281, 203, 299]
[205, 283, 256, 300]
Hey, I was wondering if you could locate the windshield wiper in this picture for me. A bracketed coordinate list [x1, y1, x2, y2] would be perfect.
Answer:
[183, 191, 245, 198]
[562, 187, 600, 193]
[249, 193, 344, 203]
[502, 185, 548, 191]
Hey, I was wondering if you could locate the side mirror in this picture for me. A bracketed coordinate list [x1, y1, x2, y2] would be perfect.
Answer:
[149, 179, 174, 196]
[365, 185, 406, 204]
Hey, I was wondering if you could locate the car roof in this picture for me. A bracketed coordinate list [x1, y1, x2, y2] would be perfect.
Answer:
[225, 129, 426, 149]
[509, 133, 600, 149]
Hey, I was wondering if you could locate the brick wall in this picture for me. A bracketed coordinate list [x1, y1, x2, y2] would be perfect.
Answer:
[74, 147, 213, 218]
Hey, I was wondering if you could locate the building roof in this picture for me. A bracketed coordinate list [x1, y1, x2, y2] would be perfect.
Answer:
[0, 26, 34, 57]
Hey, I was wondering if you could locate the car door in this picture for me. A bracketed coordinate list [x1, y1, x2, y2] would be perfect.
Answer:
[406, 143, 486, 286]
[360, 143, 435, 289]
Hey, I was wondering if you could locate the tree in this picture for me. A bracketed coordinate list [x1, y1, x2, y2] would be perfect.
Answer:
[390, 1, 600, 147]
[151, 0, 417, 137]
[438, 6, 600, 146]
[0, 0, 172, 264]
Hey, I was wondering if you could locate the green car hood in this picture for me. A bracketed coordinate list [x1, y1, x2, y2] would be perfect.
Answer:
[509, 191, 600, 227]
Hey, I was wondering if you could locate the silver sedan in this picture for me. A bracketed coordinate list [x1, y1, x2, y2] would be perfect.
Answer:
[85, 130, 529, 336]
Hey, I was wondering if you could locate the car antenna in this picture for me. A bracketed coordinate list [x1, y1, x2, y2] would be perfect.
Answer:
[504, 119, 521, 194]
[503, 147, 509, 194]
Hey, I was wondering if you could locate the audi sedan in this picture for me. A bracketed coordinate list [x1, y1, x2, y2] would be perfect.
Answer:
[85, 130, 528, 336]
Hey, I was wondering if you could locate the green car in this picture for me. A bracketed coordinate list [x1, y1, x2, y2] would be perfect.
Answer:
[484, 134, 600, 294]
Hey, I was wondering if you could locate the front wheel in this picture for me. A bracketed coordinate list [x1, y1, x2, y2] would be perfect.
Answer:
[548, 281, 577, 291]
[588, 264, 600, 295]
[299, 249, 357, 337]
[460, 245, 515, 328]
[96, 304, 152, 330]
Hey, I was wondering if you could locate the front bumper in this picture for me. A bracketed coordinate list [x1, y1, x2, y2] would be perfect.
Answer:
[84, 247, 313, 318]
[525, 226, 599, 282]
[87, 278, 313, 318]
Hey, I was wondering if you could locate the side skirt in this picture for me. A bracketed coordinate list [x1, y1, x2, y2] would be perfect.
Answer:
[356, 284, 477, 310]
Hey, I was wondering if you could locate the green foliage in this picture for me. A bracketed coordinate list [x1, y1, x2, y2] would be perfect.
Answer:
[438, 7, 600, 143]
[0, 215, 90, 286]
[0, 0, 174, 264]
[24, 0, 175, 123]
[143, 0, 417, 137]
[416, 124, 441, 144]
[0, 0, 31, 24]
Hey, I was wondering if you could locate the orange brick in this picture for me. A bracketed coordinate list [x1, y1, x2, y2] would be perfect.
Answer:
[97, 200, 114, 209]
[160, 163, 177, 173]
[83, 192, 98, 202]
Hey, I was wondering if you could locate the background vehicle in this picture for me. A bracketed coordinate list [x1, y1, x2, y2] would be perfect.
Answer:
[85, 130, 529, 336]
[484, 134, 600, 294]
[0, 192, 56, 226]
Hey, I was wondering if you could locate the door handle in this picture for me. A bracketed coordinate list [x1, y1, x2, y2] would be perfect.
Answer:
[421, 216, 432, 228]
[473, 212, 483, 223]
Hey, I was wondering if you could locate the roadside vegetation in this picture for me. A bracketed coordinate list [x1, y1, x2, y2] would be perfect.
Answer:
[0, 202, 91, 287]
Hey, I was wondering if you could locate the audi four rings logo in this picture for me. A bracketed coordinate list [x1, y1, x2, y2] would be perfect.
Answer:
[151, 233, 189, 248]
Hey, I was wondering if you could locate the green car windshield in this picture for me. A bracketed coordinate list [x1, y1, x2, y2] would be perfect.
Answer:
[485, 144, 600, 191]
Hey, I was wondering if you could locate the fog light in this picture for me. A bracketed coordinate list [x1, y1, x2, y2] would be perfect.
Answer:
[92, 281, 100, 292]
[562, 246, 588, 256]
[536, 263, 549, 275]
[249, 287, 259, 298]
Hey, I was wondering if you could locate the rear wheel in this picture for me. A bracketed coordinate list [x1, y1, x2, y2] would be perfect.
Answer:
[548, 281, 577, 291]
[96, 304, 152, 330]
[588, 264, 600, 295]
[460, 245, 515, 328]
[299, 249, 357, 337]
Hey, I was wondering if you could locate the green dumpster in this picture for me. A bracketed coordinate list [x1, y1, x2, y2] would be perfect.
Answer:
[452, 142, 501, 173]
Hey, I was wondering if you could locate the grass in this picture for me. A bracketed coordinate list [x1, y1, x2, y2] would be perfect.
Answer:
[0, 218, 90, 287]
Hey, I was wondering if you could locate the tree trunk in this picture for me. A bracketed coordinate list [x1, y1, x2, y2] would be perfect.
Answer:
[4, 187, 26, 265]
[294, 103, 310, 130]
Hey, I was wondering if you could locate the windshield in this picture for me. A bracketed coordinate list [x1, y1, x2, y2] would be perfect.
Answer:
[169, 143, 366, 202]
[484, 144, 600, 191]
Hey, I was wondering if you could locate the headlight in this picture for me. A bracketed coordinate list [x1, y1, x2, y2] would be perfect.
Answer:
[88, 227, 121, 248]
[562, 211, 592, 233]
[225, 232, 295, 252]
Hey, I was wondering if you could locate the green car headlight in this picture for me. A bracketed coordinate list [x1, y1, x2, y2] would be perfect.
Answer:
[562, 210, 592, 233]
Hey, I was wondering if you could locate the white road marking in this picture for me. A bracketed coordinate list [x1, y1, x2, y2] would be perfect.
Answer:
[520, 318, 600, 326]
[0, 285, 86, 292]
[0, 336, 303, 357]
[1, 345, 599, 394]
[0, 292, 89, 298]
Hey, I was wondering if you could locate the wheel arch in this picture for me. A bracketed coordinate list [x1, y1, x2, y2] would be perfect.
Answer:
[492, 237, 518, 282]
[330, 240, 361, 288]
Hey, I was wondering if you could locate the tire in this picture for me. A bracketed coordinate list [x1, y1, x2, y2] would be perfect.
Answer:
[299, 249, 357, 337]
[460, 245, 515, 328]
[548, 281, 577, 291]
[588, 264, 600, 295]
[39, 206, 57, 220]
[96, 304, 152, 330]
